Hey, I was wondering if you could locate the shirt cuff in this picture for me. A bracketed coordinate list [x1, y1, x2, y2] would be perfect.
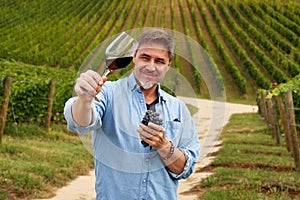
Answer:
[167, 148, 195, 180]
[63, 97, 100, 134]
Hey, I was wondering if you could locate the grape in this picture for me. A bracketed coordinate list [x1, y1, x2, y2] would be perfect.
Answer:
[141, 110, 163, 148]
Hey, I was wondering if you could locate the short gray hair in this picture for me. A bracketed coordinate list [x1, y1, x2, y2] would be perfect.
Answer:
[136, 29, 175, 61]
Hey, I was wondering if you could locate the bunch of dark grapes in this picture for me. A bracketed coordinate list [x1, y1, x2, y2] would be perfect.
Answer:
[141, 110, 163, 148]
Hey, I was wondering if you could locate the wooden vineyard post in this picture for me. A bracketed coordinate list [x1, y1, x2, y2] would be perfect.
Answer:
[45, 80, 55, 132]
[285, 89, 300, 172]
[266, 97, 280, 145]
[262, 92, 268, 121]
[271, 97, 281, 145]
[266, 97, 273, 135]
[276, 95, 292, 152]
[259, 91, 268, 122]
[0, 77, 12, 144]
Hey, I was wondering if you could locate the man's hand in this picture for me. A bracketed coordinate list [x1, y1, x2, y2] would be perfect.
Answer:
[138, 122, 169, 150]
[74, 70, 107, 103]
[138, 122, 186, 174]
[71, 70, 106, 126]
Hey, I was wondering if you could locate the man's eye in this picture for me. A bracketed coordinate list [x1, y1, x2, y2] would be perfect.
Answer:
[156, 60, 166, 65]
[141, 56, 149, 61]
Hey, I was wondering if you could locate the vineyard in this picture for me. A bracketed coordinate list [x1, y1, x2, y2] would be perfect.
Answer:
[0, 0, 300, 199]
[0, 0, 299, 122]
[0, 0, 299, 102]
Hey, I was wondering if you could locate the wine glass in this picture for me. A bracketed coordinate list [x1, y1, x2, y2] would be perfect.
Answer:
[102, 32, 136, 77]
[82, 32, 136, 101]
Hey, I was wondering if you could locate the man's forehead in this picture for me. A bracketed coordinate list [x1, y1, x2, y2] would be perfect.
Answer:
[138, 42, 168, 52]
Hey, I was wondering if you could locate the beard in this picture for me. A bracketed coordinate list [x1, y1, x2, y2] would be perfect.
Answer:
[133, 69, 157, 89]
[139, 80, 154, 89]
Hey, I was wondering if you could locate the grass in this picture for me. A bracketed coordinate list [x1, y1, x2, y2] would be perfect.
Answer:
[0, 123, 94, 200]
[1, 112, 300, 199]
[197, 113, 300, 200]
[0, 101, 198, 200]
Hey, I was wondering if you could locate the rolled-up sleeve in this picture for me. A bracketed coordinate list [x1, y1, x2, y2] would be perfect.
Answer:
[63, 97, 101, 134]
[167, 148, 198, 180]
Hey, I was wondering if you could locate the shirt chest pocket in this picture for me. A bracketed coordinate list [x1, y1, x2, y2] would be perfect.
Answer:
[164, 121, 182, 145]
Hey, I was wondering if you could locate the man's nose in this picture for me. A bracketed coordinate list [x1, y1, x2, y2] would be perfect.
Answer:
[146, 63, 156, 71]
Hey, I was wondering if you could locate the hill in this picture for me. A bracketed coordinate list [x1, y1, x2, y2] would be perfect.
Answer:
[0, 0, 299, 103]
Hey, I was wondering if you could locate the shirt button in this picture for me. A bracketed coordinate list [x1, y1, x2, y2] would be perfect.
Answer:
[143, 179, 147, 183]
[140, 99, 144, 103]
[145, 158, 149, 162]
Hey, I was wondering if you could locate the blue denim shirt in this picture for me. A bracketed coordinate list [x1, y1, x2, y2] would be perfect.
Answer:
[64, 73, 200, 200]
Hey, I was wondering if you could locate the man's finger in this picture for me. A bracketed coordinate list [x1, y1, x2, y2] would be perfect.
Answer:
[147, 122, 165, 133]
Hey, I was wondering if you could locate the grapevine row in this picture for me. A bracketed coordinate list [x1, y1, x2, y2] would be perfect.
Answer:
[178, 0, 201, 93]
[137, 0, 149, 28]
[0, 0, 63, 32]
[207, 2, 270, 88]
[149, 0, 157, 27]
[10, 0, 90, 52]
[274, 3, 300, 27]
[0, 0, 104, 67]
[187, 0, 224, 93]
[126, 0, 144, 29]
[237, 2, 300, 76]
[216, 0, 272, 89]
[0, 0, 66, 52]
[209, 0, 272, 90]
[170, 0, 180, 74]
[0, 0, 299, 100]
[246, 2, 293, 55]
[249, 1, 299, 48]
[258, 2, 300, 37]
[47, 0, 106, 66]
[198, 0, 247, 93]
[157, 0, 165, 28]
[225, 2, 289, 84]
[67, 0, 126, 68]
[187, 0, 209, 53]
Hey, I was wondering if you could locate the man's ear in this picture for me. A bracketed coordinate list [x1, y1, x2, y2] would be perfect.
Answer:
[132, 52, 137, 65]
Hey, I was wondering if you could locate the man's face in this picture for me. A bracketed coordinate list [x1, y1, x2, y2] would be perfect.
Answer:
[133, 43, 171, 89]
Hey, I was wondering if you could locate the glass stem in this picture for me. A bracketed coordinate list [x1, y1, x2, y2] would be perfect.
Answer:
[102, 68, 111, 77]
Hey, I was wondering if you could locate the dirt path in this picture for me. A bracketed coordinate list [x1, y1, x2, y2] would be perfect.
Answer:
[176, 97, 257, 199]
[37, 98, 258, 200]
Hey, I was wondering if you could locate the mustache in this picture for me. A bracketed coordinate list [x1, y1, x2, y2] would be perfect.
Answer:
[141, 68, 158, 76]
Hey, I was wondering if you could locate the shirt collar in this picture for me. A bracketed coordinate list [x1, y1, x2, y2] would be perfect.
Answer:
[128, 72, 139, 91]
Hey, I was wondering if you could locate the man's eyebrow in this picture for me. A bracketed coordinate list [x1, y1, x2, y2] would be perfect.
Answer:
[156, 58, 166, 62]
[139, 53, 167, 62]
[139, 53, 150, 58]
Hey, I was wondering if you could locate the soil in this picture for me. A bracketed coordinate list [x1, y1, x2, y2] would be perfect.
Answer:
[35, 97, 258, 200]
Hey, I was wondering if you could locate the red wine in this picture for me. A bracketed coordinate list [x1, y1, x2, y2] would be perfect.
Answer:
[106, 56, 133, 71]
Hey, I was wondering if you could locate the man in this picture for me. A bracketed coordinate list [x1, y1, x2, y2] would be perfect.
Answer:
[64, 28, 200, 200]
